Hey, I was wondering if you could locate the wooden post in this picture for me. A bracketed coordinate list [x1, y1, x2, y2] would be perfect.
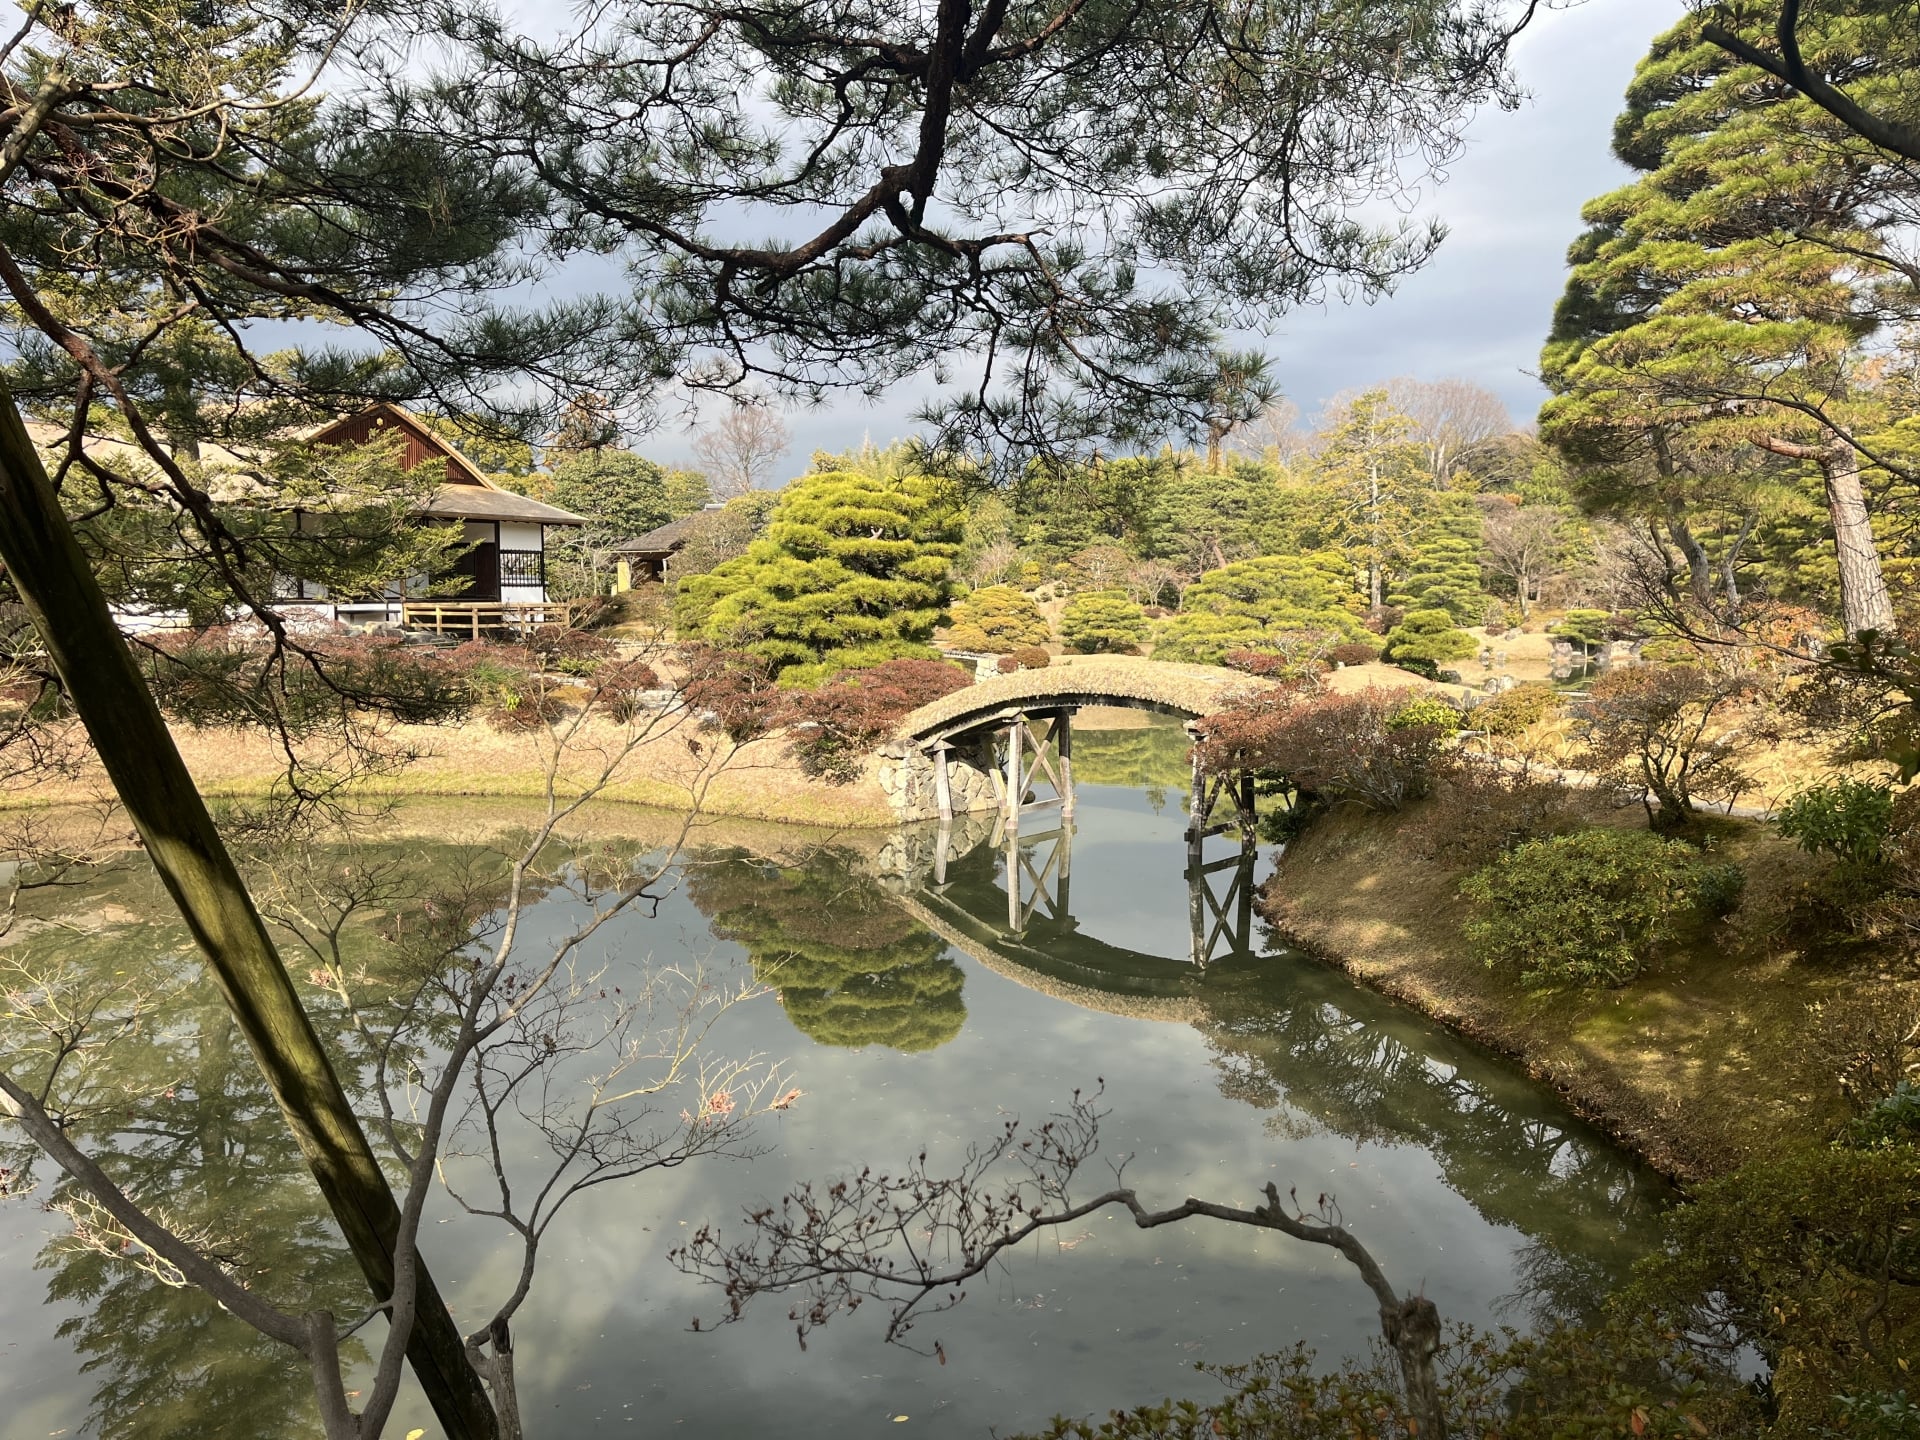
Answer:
[1187, 724, 1205, 860]
[1055, 818, 1073, 917]
[1005, 716, 1022, 837]
[0, 387, 500, 1439]
[933, 742, 953, 823]
[1005, 825, 1022, 932]
[933, 819, 951, 888]
[1238, 770, 1257, 844]
[1057, 709, 1075, 821]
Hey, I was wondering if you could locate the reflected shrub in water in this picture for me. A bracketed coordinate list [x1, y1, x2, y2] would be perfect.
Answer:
[1013, 1323, 1750, 1439]
[687, 853, 965, 1052]
[1462, 828, 1744, 987]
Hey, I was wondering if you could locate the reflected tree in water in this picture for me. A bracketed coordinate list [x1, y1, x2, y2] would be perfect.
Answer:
[688, 852, 965, 1053]
[6, 885, 368, 1440]
[1191, 958, 1669, 1321]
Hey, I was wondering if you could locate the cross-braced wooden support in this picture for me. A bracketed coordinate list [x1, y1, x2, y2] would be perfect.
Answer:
[997, 823, 1073, 937]
[982, 707, 1075, 831]
[1185, 726, 1257, 859]
[1187, 846, 1257, 967]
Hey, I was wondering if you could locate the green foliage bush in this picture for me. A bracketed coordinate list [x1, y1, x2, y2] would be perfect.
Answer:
[1059, 591, 1149, 653]
[547, 449, 672, 551]
[948, 585, 1051, 652]
[1472, 681, 1560, 737]
[1153, 553, 1364, 665]
[674, 469, 962, 675]
[1385, 694, 1462, 732]
[1462, 828, 1745, 987]
[1550, 609, 1612, 649]
[1382, 608, 1476, 668]
[1776, 779, 1895, 868]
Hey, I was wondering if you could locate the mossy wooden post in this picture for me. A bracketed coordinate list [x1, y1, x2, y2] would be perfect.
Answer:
[0, 392, 500, 1440]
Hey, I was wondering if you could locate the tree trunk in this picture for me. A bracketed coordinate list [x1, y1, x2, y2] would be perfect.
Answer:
[0, 387, 499, 1440]
[1823, 444, 1895, 637]
[1381, 1294, 1447, 1439]
[1664, 501, 1714, 609]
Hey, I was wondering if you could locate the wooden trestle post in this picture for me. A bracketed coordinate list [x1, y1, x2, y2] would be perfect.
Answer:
[1005, 716, 1023, 837]
[1057, 708, 1075, 821]
[933, 741, 954, 823]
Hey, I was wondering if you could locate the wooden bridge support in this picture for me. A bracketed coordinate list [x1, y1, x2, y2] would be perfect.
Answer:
[981, 707, 1075, 831]
[1187, 846, 1257, 967]
[1185, 734, 1257, 860]
[998, 822, 1073, 938]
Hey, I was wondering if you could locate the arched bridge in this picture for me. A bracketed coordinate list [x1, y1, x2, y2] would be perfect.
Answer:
[887, 657, 1279, 846]
[897, 657, 1273, 747]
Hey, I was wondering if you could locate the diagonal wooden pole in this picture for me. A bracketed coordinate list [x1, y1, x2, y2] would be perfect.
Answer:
[0, 388, 499, 1440]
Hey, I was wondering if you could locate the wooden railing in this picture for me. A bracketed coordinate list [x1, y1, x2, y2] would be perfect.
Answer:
[399, 600, 580, 638]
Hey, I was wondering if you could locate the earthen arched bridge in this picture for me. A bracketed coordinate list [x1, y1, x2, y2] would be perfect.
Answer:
[881, 657, 1280, 842]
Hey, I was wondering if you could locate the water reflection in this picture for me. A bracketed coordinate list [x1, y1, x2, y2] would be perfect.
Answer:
[686, 850, 967, 1053]
[2, 763, 1669, 1439]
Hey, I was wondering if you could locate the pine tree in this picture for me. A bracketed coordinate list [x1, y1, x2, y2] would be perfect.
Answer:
[675, 469, 963, 679]
[1312, 392, 1428, 618]
[1390, 494, 1487, 622]
[1153, 553, 1366, 664]
[1540, 15, 1913, 635]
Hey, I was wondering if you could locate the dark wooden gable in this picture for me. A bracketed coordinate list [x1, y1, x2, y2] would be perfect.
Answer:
[307, 404, 491, 488]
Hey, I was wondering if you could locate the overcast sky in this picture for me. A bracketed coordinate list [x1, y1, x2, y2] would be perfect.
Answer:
[636, 0, 1687, 477]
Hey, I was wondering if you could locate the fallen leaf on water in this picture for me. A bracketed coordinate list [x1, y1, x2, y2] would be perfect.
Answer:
[893, 1417, 909, 1424]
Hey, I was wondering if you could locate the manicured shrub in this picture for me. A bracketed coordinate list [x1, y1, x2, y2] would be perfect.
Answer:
[1382, 607, 1476, 669]
[1152, 552, 1365, 665]
[1550, 608, 1611, 650]
[1472, 681, 1560, 737]
[1059, 591, 1149, 654]
[1195, 685, 1454, 813]
[1776, 778, 1895, 868]
[995, 645, 1052, 673]
[1411, 766, 1577, 867]
[943, 622, 993, 652]
[947, 585, 1050, 652]
[1327, 640, 1381, 667]
[1462, 828, 1745, 987]
[784, 657, 974, 782]
[1386, 694, 1462, 732]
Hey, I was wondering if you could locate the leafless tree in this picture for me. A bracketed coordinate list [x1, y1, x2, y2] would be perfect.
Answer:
[1228, 397, 1315, 466]
[0, 676, 787, 1440]
[1386, 377, 1514, 485]
[965, 537, 1022, 589]
[1480, 500, 1565, 617]
[675, 1086, 1452, 1440]
[691, 397, 793, 500]
[1124, 558, 1190, 610]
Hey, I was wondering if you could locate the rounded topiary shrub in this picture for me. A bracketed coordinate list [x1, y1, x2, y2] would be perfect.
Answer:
[1059, 590, 1150, 654]
[949, 585, 1051, 652]
[1383, 608, 1476, 669]
[1461, 828, 1744, 988]
[1473, 682, 1561, 738]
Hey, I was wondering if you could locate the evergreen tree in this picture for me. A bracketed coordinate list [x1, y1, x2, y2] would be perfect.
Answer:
[546, 449, 672, 549]
[675, 470, 963, 679]
[1154, 553, 1366, 664]
[1060, 592, 1152, 654]
[1540, 15, 1914, 635]
[686, 854, 965, 1054]
[946, 585, 1052, 653]
[1389, 494, 1487, 622]
[1312, 392, 1429, 617]
[663, 467, 714, 520]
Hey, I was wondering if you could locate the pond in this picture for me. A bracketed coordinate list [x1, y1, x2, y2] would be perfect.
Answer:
[0, 719, 1670, 1440]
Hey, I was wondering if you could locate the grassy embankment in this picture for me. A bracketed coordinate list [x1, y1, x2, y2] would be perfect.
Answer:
[5, 717, 902, 829]
[1260, 793, 1915, 1182]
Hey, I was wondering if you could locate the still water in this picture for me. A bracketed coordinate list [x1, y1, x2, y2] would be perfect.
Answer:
[0, 722, 1668, 1439]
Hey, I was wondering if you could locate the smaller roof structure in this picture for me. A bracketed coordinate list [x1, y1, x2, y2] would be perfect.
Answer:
[610, 511, 711, 557]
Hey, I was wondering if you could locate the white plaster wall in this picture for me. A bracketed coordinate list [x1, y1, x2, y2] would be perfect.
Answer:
[500, 521, 543, 551]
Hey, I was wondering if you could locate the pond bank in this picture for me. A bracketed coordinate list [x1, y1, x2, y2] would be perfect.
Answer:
[1256, 799, 1907, 1185]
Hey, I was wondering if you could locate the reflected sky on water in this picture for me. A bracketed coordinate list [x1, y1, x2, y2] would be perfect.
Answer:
[0, 725, 1668, 1440]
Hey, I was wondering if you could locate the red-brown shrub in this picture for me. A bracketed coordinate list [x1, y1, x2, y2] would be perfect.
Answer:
[677, 644, 784, 742]
[1195, 684, 1454, 812]
[1328, 641, 1382, 667]
[784, 658, 974, 782]
[997, 646, 1052, 672]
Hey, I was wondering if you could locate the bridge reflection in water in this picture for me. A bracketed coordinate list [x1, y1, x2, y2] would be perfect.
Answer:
[902, 807, 1259, 972]
[868, 782, 1671, 1319]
